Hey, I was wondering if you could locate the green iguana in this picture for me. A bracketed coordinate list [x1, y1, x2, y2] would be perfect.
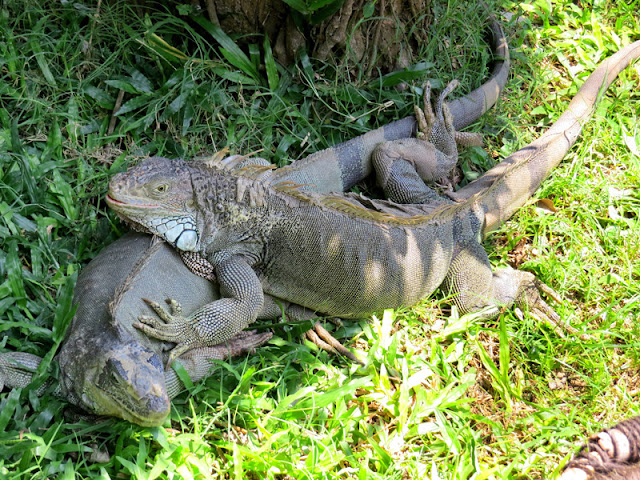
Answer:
[106, 38, 640, 370]
[0, 12, 509, 426]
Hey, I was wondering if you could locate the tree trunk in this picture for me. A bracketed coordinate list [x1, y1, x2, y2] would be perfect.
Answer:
[202, 0, 434, 73]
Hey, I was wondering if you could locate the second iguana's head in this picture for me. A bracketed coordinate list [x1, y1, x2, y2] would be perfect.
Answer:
[57, 332, 172, 427]
[107, 157, 200, 251]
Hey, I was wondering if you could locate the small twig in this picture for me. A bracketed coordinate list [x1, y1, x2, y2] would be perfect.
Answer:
[205, 0, 220, 26]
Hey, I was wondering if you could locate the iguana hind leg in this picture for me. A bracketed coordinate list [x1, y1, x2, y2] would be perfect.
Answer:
[0, 352, 44, 391]
[165, 330, 273, 397]
[444, 241, 579, 337]
[372, 80, 482, 204]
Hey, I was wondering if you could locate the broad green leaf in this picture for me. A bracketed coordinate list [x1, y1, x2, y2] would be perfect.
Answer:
[29, 36, 57, 87]
[6, 240, 26, 308]
[168, 92, 188, 114]
[50, 170, 78, 221]
[310, 0, 346, 24]
[192, 15, 260, 81]
[129, 69, 153, 94]
[376, 61, 434, 87]
[82, 85, 116, 109]
[115, 95, 151, 116]
[104, 79, 141, 95]
[263, 36, 280, 91]
[280, 0, 310, 14]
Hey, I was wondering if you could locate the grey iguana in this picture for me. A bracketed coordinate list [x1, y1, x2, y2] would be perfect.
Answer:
[0, 12, 510, 426]
[106, 37, 640, 371]
[0, 233, 272, 426]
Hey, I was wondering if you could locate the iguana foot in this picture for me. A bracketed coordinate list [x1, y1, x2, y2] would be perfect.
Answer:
[304, 322, 364, 366]
[371, 80, 468, 203]
[135, 298, 205, 368]
[512, 272, 591, 341]
[182, 330, 273, 361]
[414, 80, 482, 148]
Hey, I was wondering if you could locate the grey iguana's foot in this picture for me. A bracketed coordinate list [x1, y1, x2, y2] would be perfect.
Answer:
[371, 80, 468, 204]
[304, 322, 364, 366]
[488, 269, 591, 341]
[447, 244, 588, 340]
[135, 298, 206, 368]
[415, 79, 483, 147]
[415, 79, 483, 148]
[163, 330, 273, 398]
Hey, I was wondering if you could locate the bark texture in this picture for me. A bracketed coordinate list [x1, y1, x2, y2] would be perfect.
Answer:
[202, 0, 434, 72]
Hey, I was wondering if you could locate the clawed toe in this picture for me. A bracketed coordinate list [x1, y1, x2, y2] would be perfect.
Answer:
[414, 80, 460, 143]
[304, 322, 363, 365]
[521, 280, 592, 341]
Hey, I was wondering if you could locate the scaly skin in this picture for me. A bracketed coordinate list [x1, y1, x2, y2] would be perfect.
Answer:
[0, 234, 272, 427]
[107, 41, 640, 370]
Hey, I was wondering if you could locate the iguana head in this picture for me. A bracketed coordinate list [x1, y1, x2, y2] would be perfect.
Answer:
[60, 337, 171, 427]
[107, 157, 200, 252]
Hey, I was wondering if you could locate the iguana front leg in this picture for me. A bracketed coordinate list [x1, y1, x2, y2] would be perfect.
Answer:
[165, 330, 273, 397]
[134, 255, 264, 367]
[0, 352, 49, 393]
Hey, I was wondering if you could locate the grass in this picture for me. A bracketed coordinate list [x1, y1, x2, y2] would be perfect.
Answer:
[0, 0, 639, 478]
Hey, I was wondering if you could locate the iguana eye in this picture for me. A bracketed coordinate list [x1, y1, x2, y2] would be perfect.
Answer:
[156, 184, 168, 193]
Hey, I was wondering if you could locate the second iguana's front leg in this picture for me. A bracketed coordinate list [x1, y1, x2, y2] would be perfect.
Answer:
[164, 329, 274, 398]
[134, 255, 264, 367]
[372, 81, 482, 204]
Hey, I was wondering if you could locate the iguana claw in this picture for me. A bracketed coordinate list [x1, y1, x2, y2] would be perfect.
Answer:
[414, 82, 436, 141]
[304, 322, 364, 366]
[135, 298, 201, 368]
[517, 277, 592, 341]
